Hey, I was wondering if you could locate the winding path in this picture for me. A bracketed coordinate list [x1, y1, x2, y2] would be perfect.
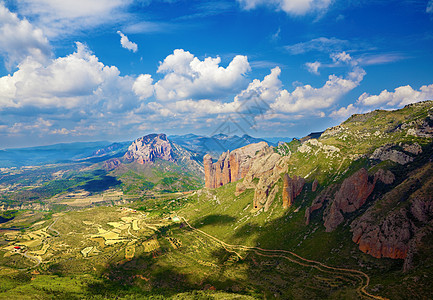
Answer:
[178, 215, 387, 300]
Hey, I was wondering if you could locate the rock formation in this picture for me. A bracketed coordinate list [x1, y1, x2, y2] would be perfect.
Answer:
[104, 158, 121, 171]
[350, 163, 433, 264]
[370, 145, 413, 165]
[204, 142, 268, 189]
[402, 142, 422, 155]
[305, 168, 395, 230]
[323, 168, 375, 232]
[282, 174, 305, 209]
[312, 179, 318, 192]
[124, 134, 175, 164]
[233, 146, 290, 211]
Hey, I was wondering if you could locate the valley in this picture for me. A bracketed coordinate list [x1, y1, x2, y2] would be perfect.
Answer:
[0, 102, 432, 299]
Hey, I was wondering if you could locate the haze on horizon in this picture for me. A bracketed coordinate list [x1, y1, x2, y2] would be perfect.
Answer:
[0, 0, 432, 148]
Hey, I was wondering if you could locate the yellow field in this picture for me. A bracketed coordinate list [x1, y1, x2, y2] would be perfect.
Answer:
[143, 239, 159, 252]
[166, 237, 182, 249]
[81, 246, 93, 257]
[91, 231, 120, 240]
[18, 239, 42, 248]
[125, 245, 135, 259]
[132, 220, 140, 231]
[105, 239, 128, 245]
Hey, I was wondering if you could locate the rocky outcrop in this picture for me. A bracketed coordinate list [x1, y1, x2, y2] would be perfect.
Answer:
[373, 168, 395, 185]
[305, 168, 395, 230]
[350, 163, 433, 264]
[402, 142, 422, 155]
[104, 158, 121, 171]
[124, 134, 175, 164]
[204, 142, 268, 189]
[405, 112, 433, 138]
[370, 145, 413, 165]
[312, 179, 318, 192]
[351, 208, 412, 260]
[233, 146, 290, 211]
[282, 174, 305, 209]
[324, 168, 375, 232]
[305, 185, 338, 225]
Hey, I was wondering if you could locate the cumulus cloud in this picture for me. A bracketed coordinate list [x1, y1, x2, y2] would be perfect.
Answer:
[234, 66, 282, 106]
[330, 83, 433, 120]
[133, 74, 154, 99]
[357, 84, 433, 107]
[271, 53, 366, 113]
[305, 61, 321, 75]
[117, 31, 138, 52]
[0, 3, 51, 69]
[237, 0, 332, 15]
[154, 49, 251, 101]
[329, 104, 361, 119]
[0, 42, 133, 110]
[272, 68, 365, 113]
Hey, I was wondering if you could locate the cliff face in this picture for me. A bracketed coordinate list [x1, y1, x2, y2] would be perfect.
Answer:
[204, 142, 268, 189]
[124, 134, 175, 164]
[324, 168, 376, 232]
[305, 168, 395, 232]
[282, 174, 305, 209]
[235, 146, 290, 211]
[350, 163, 433, 265]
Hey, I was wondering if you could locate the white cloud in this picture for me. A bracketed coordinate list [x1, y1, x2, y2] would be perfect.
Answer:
[154, 49, 251, 101]
[234, 66, 282, 105]
[329, 104, 360, 119]
[271, 53, 366, 113]
[357, 84, 433, 107]
[305, 61, 321, 75]
[285, 37, 348, 54]
[237, 0, 332, 15]
[117, 31, 138, 52]
[122, 21, 168, 34]
[0, 42, 132, 110]
[0, 3, 51, 69]
[331, 51, 352, 64]
[15, 0, 132, 37]
[272, 67, 365, 113]
[357, 53, 405, 66]
[133, 74, 154, 99]
[330, 83, 433, 120]
[427, 0, 433, 14]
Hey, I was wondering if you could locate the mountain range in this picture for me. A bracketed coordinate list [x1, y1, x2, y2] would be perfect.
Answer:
[0, 101, 432, 299]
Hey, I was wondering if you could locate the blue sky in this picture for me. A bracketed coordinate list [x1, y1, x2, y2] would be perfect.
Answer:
[0, 0, 432, 148]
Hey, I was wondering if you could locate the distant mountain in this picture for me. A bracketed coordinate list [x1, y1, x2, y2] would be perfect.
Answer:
[169, 133, 280, 158]
[105, 133, 204, 193]
[91, 142, 130, 157]
[0, 141, 112, 168]
[262, 136, 294, 145]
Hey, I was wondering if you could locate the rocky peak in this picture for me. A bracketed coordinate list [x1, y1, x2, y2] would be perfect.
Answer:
[123, 133, 175, 164]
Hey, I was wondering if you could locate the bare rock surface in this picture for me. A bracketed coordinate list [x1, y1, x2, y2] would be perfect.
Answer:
[350, 163, 433, 265]
[204, 142, 268, 189]
[370, 145, 413, 165]
[124, 134, 174, 164]
[305, 168, 395, 230]
[324, 168, 375, 232]
[282, 174, 305, 209]
[104, 158, 121, 171]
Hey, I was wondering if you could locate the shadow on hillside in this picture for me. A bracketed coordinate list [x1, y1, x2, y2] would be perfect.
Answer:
[191, 214, 236, 228]
[82, 175, 121, 193]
